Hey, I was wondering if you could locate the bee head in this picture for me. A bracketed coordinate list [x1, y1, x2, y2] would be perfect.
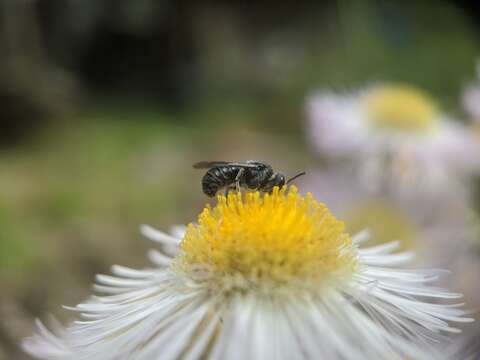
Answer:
[262, 173, 286, 192]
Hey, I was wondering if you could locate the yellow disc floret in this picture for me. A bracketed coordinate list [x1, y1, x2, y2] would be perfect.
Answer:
[364, 84, 438, 133]
[175, 186, 357, 290]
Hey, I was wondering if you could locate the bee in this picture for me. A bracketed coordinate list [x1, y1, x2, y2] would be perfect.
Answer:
[193, 160, 306, 197]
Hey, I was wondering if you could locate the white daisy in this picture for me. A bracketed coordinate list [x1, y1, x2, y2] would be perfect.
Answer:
[307, 83, 480, 193]
[23, 187, 473, 360]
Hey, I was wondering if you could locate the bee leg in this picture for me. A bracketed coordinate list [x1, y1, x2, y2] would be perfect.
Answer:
[225, 184, 236, 196]
[234, 168, 245, 192]
[225, 182, 241, 197]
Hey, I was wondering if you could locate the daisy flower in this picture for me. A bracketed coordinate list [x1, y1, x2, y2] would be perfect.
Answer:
[307, 83, 480, 192]
[23, 187, 472, 359]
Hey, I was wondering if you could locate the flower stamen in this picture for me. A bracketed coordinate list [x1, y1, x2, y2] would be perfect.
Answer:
[176, 186, 357, 290]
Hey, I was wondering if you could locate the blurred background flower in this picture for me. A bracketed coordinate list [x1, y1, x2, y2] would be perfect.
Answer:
[2, 0, 480, 358]
[304, 169, 480, 308]
[307, 83, 480, 194]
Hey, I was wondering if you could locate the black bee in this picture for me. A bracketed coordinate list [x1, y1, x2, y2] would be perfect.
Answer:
[193, 160, 306, 197]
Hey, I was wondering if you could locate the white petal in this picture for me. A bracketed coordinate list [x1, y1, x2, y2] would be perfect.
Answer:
[140, 224, 181, 246]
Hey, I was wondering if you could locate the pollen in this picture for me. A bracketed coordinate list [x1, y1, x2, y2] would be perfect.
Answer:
[175, 186, 357, 289]
[363, 84, 438, 133]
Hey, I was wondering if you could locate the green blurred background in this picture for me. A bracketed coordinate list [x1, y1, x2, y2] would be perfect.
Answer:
[1, 0, 480, 358]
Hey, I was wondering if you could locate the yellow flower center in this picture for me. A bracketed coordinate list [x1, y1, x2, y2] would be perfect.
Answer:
[344, 201, 418, 252]
[176, 186, 357, 290]
[363, 84, 438, 133]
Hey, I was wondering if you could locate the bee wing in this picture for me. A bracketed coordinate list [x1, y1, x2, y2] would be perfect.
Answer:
[193, 161, 231, 169]
[193, 161, 260, 169]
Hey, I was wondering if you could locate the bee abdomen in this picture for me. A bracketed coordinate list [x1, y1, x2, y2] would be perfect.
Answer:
[201, 167, 239, 197]
[201, 172, 221, 197]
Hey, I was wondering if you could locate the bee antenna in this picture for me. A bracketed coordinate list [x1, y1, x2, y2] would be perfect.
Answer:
[286, 171, 306, 184]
